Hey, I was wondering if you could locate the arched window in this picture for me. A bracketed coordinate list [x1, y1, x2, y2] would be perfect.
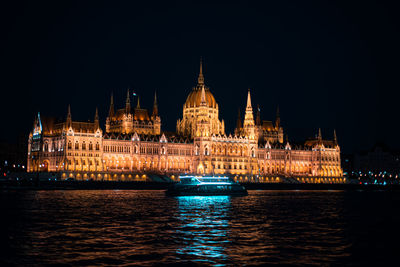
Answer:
[68, 141, 72, 150]
[96, 143, 100, 151]
[44, 142, 49, 152]
[89, 143, 93, 150]
[82, 142, 86, 150]
[75, 142, 79, 150]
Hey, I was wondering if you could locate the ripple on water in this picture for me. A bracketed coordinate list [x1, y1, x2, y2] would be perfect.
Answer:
[1, 190, 400, 266]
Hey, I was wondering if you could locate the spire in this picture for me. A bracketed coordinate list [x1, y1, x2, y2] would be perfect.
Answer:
[236, 108, 242, 129]
[108, 93, 115, 117]
[136, 97, 140, 109]
[33, 112, 43, 135]
[246, 88, 252, 109]
[66, 105, 72, 127]
[275, 105, 280, 128]
[67, 104, 71, 119]
[243, 89, 255, 130]
[256, 105, 261, 126]
[200, 84, 207, 106]
[152, 91, 158, 117]
[318, 128, 322, 141]
[125, 89, 131, 114]
[94, 107, 99, 128]
[197, 57, 204, 85]
[95, 107, 99, 120]
[334, 129, 337, 144]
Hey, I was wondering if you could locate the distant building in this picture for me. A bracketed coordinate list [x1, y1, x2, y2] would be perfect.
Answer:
[27, 60, 343, 183]
[340, 153, 354, 175]
[354, 143, 400, 174]
[0, 142, 18, 168]
[0, 134, 27, 171]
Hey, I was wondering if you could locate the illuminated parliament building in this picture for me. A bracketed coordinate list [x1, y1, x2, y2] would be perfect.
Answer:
[27, 61, 344, 183]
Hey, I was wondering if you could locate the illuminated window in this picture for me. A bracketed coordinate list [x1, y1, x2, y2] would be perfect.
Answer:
[89, 143, 93, 150]
[82, 142, 86, 150]
[68, 141, 72, 149]
[75, 142, 79, 150]
[96, 143, 100, 151]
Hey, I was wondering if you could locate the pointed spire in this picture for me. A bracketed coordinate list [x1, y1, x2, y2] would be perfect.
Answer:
[318, 128, 322, 140]
[136, 97, 140, 109]
[200, 84, 206, 106]
[197, 57, 204, 85]
[246, 88, 252, 109]
[94, 107, 99, 128]
[243, 89, 255, 130]
[152, 91, 158, 117]
[334, 129, 337, 144]
[34, 112, 43, 135]
[108, 92, 115, 117]
[67, 104, 71, 119]
[66, 105, 72, 127]
[125, 89, 131, 114]
[256, 105, 261, 126]
[275, 105, 280, 128]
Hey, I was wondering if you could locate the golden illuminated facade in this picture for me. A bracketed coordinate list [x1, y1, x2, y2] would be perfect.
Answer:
[106, 90, 161, 135]
[27, 60, 343, 183]
[176, 60, 225, 137]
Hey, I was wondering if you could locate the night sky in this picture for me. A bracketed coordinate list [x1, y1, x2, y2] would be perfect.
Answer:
[1, 1, 399, 153]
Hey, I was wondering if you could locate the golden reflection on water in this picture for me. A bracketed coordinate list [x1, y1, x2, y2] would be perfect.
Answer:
[3, 190, 396, 265]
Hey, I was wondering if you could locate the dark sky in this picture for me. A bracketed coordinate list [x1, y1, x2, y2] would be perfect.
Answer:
[1, 0, 399, 153]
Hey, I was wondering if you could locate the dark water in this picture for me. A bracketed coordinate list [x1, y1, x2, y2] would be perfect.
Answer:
[1, 190, 399, 266]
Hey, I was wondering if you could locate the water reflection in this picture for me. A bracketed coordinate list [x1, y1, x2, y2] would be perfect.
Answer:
[2, 190, 398, 266]
[174, 196, 231, 265]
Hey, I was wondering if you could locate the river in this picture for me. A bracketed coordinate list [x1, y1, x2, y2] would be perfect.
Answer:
[0, 190, 399, 266]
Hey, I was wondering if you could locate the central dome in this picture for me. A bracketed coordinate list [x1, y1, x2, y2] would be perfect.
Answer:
[184, 59, 217, 109]
[184, 85, 217, 108]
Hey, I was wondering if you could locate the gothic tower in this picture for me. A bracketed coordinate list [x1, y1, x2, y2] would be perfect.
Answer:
[242, 89, 256, 139]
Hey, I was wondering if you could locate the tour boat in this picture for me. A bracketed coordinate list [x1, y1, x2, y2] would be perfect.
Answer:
[166, 175, 248, 196]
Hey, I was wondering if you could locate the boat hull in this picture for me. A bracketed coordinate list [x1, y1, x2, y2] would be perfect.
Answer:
[166, 183, 248, 196]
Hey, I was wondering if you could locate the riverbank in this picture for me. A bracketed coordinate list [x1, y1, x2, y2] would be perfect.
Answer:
[1, 180, 399, 191]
